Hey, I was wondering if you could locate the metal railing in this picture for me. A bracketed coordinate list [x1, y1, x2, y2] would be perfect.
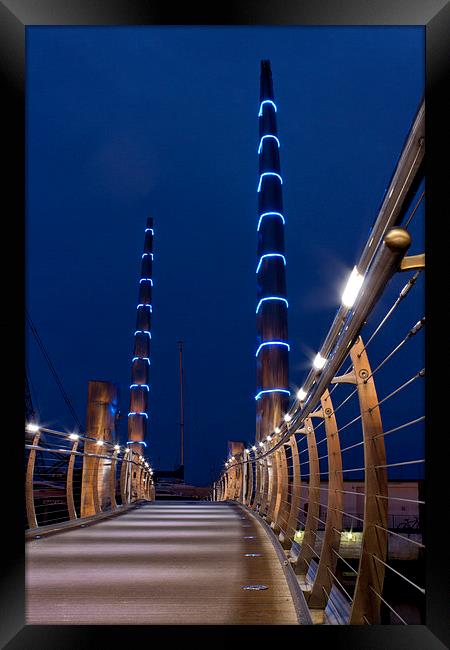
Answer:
[25, 425, 155, 534]
[214, 100, 425, 626]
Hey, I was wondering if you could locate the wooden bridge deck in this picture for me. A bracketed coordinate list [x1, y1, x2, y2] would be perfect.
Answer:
[26, 501, 306, 625]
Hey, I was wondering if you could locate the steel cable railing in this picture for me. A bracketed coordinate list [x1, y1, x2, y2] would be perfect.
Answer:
[215, 103, 425, 624]
[25, 425, 155, 534]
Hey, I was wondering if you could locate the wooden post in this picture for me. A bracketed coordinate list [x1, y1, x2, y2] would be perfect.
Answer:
[294, 417, 320, 576]
[109, 448, 118, 510]
[307, 389, 344, 608]
[66, 437, 79, 520]
[349, 337, 388, 625]
[274, 443, 290, 537]
[283, 435, 301, 548]
[25, 429, 41, 529]
[266, 447, 280, 526]
[119, 451, 131, 505]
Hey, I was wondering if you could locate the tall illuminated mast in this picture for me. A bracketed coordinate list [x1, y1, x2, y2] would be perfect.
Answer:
[128, 217, 153, 453]
[255, 60, 290, 441]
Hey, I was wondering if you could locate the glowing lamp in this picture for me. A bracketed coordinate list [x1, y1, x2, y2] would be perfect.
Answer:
[342, 266, 364, 308]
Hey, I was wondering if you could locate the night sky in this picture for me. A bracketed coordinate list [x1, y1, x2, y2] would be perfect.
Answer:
[26, 27, 424, 486]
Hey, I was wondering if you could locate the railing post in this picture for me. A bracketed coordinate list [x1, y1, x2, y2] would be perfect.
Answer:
[307, 388, 343, 609]
[25, 428, 41, 529]
[66, 436, 79, 520]
[349, 336, 388, 624]
[109, 447, 118, 510]
[282, 434, 301, 549]
[119, 450, 131, 505]
[294, 416, 320, 576]
[259, 454, 270, 515]
[266, 445, 280, 526]
[244, 456, 254, 506]
[274, 442, 290, 539]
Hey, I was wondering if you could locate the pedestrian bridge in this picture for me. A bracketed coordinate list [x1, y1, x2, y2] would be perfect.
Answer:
[25, 98, 425, 627]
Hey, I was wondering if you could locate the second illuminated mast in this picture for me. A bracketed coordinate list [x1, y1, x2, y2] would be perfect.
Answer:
[255, 60, 290, 441]
[128, 217, 153, 452]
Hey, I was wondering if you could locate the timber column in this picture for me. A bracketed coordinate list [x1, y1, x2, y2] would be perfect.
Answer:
[128, 217, 154, 498]
[255, 60, 290, 441]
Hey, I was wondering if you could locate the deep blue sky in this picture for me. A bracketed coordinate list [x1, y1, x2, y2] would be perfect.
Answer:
[26, 27, 424, 486]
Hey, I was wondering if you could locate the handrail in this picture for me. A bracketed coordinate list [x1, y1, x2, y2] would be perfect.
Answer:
[25, 426, 155, 531]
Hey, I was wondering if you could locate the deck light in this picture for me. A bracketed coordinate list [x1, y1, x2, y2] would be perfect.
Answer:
[69, 433, 79, 441]
[26, 423, 39, 433]
[342, 266, 364, 308]
[96, 440, 104, 446]
[266, 435, 272, 442]
[252, 446, 257, 451]
[259, 442, 264, 447]
[114, 445, 120, 451]
[284, 413, 292, 423]
[274, 427, 281, 434]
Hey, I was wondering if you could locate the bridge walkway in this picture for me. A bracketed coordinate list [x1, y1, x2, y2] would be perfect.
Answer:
[26, 501, 308, 625]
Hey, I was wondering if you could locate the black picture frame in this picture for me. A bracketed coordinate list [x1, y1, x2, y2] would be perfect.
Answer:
[2, 1, 448, 647]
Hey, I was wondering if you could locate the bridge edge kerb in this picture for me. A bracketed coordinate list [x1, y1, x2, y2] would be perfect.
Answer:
[239, 503, 314, 625]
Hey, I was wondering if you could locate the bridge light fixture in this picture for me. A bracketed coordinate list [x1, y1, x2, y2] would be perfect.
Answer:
[26, 423, 39, 433]
[274, 427, 281, 434]
[284, 413, 292, 423]
[313, 352, 327, 370]
[69, 433, 79, 441]
[125, 447, 130, 453]
[341, 266, 364, 308]
[297, 388, 307, 401]
[259, 441, 264, 447]
[252, 445, 257, 451]
[96, 440, 104, 446]
[114, 444, 120, 451]
[266, 435, 272, 442]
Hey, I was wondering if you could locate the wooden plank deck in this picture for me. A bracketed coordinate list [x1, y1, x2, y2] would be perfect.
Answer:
[26, 501, 302, 625]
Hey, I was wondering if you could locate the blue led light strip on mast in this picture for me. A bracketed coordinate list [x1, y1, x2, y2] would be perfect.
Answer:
[258, 99, 277, 116]
[256, 253, 286, 274]
[258, 134, 280, 154]
[257, 212, 285, 231]
[256, 296, 288, 314]
[257, 172, 283, 192]
[255, 388, 291, 401]
[255, 341, 290, 357]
